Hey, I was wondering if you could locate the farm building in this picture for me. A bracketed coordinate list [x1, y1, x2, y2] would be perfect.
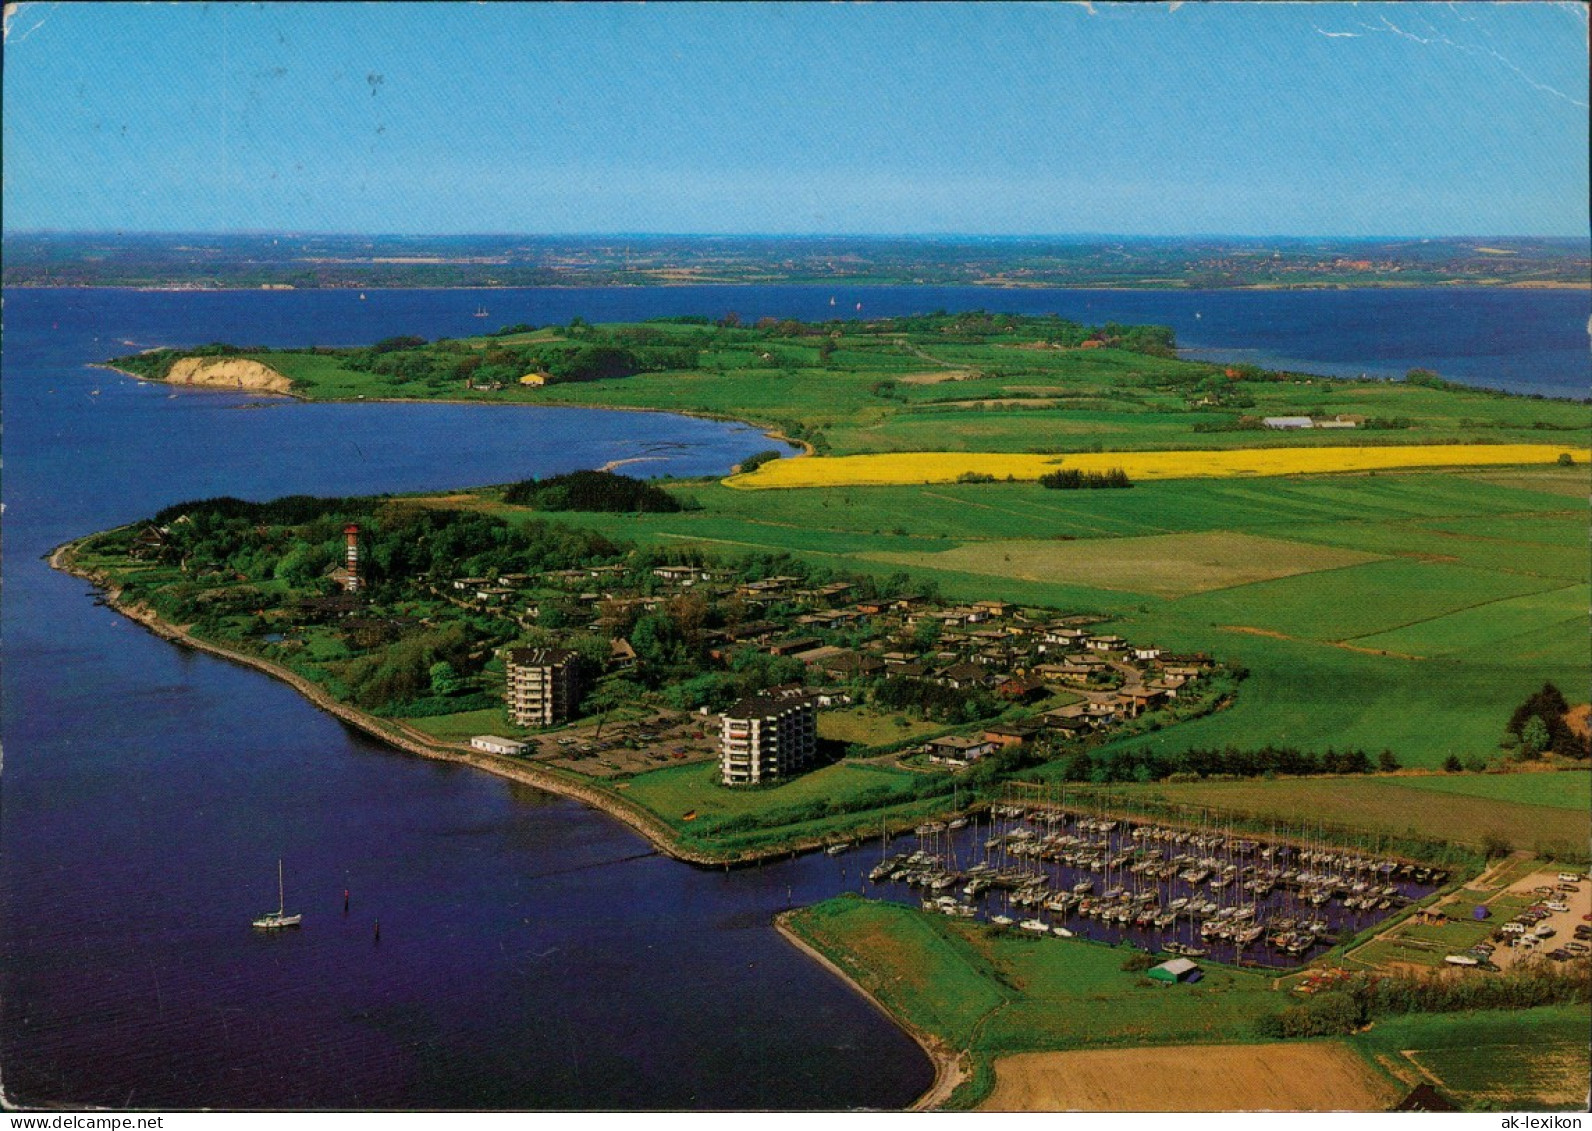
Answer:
[1147, 958, 1202, 984]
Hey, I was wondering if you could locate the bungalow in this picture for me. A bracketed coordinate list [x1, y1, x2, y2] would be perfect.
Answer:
[1042, 703, 1092, 732]
[1041, 626, 1091, 647]
[881, 651, 918, 666]
[972, 599, 1012, 618]
[983, 723, 1038, 748]
[1036, 662, 1094, 685]
[937, 663, 998, 690]
[1262, 416, 1315, 430]
[1086, 635, 1127, 652]
[652, 564, 712, 584]
[818, 652, 886, 680]
[925, 734, 999, 765]
[1117, 688, 1168, 717]
[471, 735, 528, 757]
[1083, 701, 1118, 723]
[1148, 675, 1187, 697]
[1132, 645, 1163, 662]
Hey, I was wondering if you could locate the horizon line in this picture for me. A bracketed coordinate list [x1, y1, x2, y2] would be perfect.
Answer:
[4, 229, 1590, 243]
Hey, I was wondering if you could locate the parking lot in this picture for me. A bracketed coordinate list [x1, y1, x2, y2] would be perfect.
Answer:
[1483, 868, 1591, 971]
[531, 710, 719, 778]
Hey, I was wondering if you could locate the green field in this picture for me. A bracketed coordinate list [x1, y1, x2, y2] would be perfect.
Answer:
[868, 530, 1383, 597]
[817, 707, 948, 748]
[788, 895, 1283, 1109]
[1387, 770, 1592, 810]
[618, 757, 939, 840]
[1348, 1006, 1591, 1111]
[1093, 774, 1591, 859]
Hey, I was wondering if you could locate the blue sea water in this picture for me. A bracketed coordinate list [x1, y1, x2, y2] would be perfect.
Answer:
[0, 284, 1585, 1110]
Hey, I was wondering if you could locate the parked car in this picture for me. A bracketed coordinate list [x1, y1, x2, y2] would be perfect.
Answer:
[1556, 873, 1581, 884]
[1547, 901, 1570, 913]
[1565, 942, 1589, 955]
[1534, 926, 1557, 939]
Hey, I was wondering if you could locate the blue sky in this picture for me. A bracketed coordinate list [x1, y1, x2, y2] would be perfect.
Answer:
[3, 2, 1587, 236]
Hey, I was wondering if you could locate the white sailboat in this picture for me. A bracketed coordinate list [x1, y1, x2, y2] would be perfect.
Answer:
[252, 859, 302, 929]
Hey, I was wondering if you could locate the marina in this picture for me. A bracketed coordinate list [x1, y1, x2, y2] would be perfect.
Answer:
[859, 794, 1444, 969]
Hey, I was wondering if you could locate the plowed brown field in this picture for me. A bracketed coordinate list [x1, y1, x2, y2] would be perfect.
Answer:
[980, 1041, 1398, 1112]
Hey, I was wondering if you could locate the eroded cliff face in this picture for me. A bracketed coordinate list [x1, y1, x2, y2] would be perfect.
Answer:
[166, 357, 293, 394]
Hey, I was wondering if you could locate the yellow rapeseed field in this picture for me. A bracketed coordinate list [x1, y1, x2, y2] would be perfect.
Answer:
[725, 444, 1590, 490]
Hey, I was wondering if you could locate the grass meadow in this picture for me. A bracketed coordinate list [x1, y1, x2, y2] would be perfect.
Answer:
[1091, 774, 1590, 857]
[788, 895, 1284, 1109]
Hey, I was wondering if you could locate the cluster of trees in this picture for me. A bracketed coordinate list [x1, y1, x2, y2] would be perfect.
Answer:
[1257, 957, 1590, 1038]
[1058, 743, 1397, 784]
[735, 449, 784, 474]
[872, 676, 1001, 724]
[1037, 467, 1133, 490]
[500, 470, 683, 513]
[851, 310, 1177, 356]
[1504, 682, 1588, 759]
[131, 494, 625, 604]
[335, 333, 700, 391]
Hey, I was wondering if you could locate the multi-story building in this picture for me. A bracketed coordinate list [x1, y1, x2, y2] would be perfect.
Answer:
[719, 694, 817, 786]
[506, 647, 580, 727]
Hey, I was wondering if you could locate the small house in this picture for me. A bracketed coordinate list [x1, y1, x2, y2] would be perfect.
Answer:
[924, 735, 998, 765]
[1147, 957, 1202, 984]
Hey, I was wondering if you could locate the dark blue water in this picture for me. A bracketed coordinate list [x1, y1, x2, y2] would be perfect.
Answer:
[1, 283, 1584, 1110]
[0, 289, 925, 1110]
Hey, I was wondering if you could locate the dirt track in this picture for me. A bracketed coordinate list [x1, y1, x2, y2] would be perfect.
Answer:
[980, 1041, 1398, 1112]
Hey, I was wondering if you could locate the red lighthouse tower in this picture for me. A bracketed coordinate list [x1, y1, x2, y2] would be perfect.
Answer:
[341, 524, 363, 592]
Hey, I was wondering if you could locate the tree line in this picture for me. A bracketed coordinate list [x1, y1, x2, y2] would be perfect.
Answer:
[1256, 957, 1590, 1038]
[500, 470, 684, 513]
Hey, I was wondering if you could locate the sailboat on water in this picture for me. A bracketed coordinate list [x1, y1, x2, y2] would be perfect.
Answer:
[252, 860, 302, 929]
